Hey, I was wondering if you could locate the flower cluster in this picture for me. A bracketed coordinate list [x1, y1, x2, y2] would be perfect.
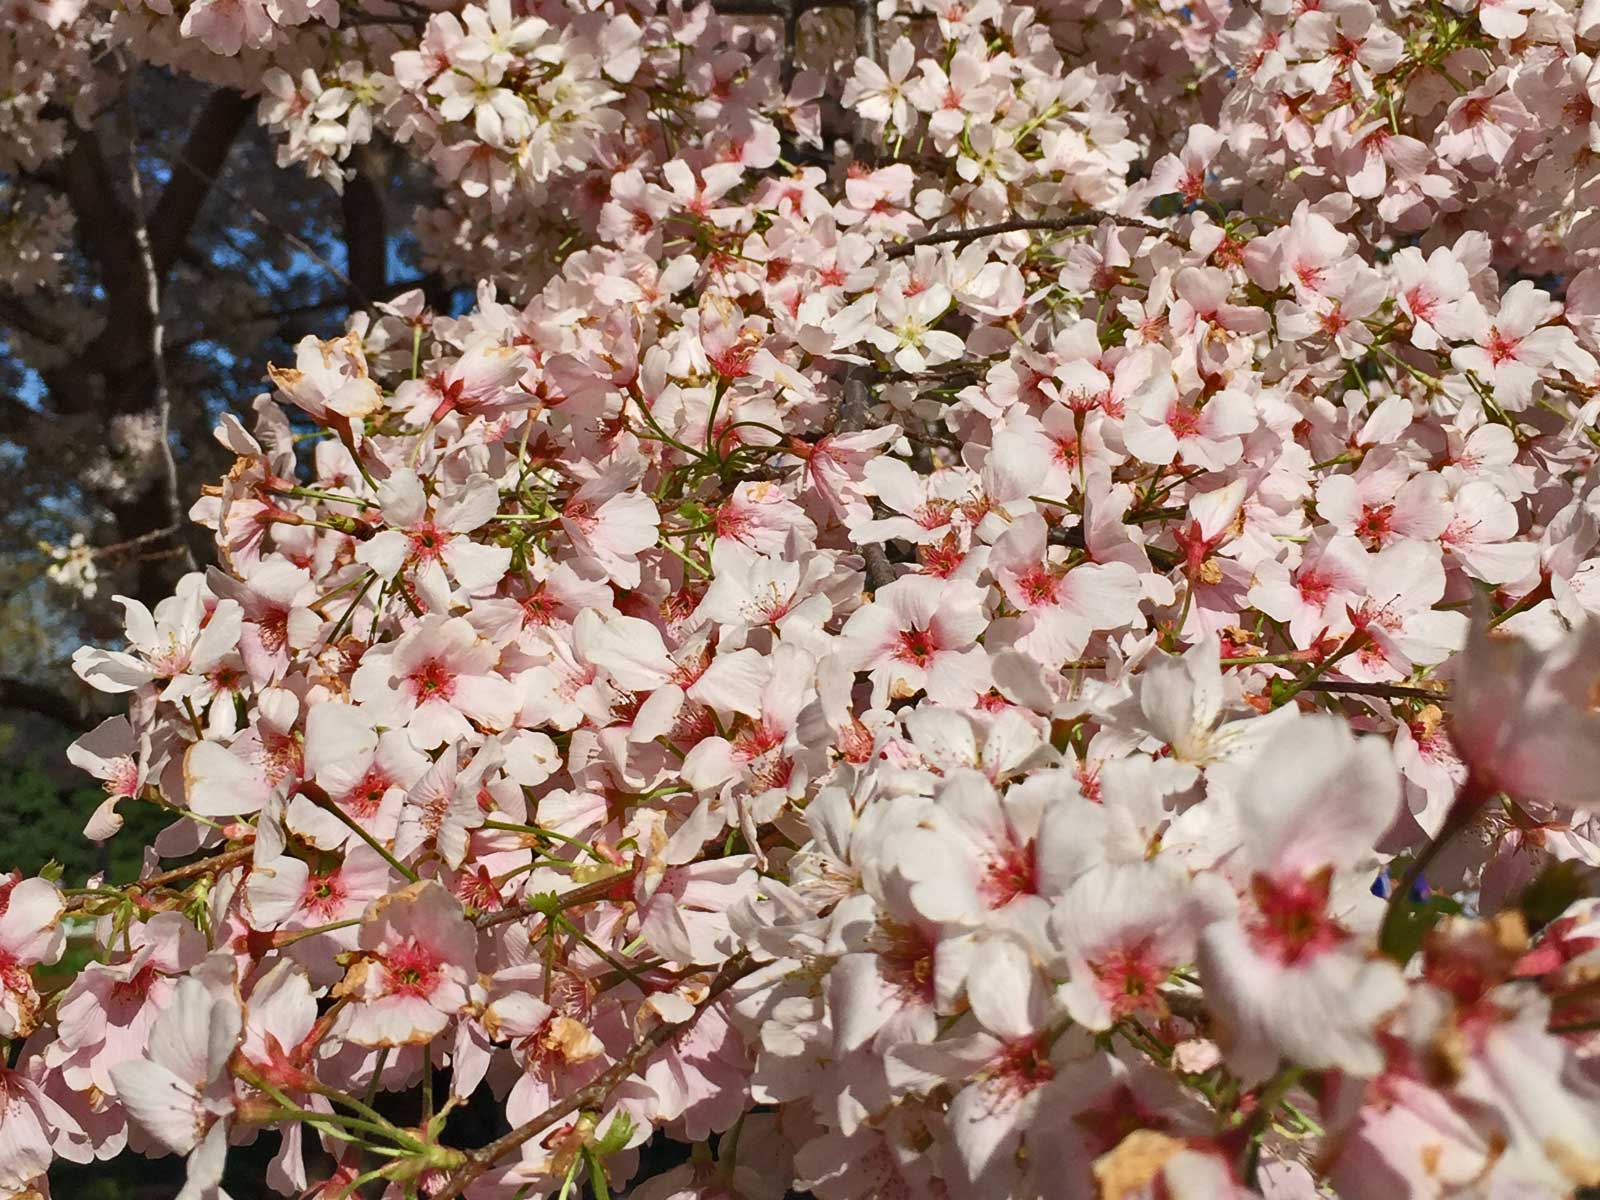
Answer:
[9, 0, 1600, 1197]
[0, 183, 75, 296]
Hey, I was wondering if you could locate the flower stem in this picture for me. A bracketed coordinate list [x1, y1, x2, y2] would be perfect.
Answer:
[303, 784, 419, 883]
[1240, 1066, 1304, 1186]
[1378, 773, 1493, 960]
[1270, 631, 1367, 708]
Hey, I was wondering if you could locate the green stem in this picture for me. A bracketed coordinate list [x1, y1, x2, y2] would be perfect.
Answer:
[557, 915, 649, 989]
[251, 1107, 403, 1153]
[269, 486, 376, 509]
[422, 1050, 434, 1126]
[243, 1069, 421, 1152]
[482, 819, 601, 859]
[308, 1080, 413, 1144]
[632, 391, 704, 461]
[1270, 631, 1367, 708]
[1375, 344, 1441, 390]
[583, 1145, 611, 1200]
[308, 791, 419, 883]
[275, 918, 362, 947]
[365, 1047, 390, 1108]
[326, 572, 377, 646]
[1240, 1066, 1304, 1186]
[657, 537, 710, 578]
[334, 1165, 394, 1200]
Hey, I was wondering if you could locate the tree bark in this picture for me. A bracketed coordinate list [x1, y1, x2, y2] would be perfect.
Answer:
[341, 149, 389, 307]
[35, 83, 252, 605]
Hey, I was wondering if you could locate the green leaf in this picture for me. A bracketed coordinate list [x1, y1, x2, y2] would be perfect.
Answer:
[1520, 859, 1598, 935]
[1378, 891, 1459, 962]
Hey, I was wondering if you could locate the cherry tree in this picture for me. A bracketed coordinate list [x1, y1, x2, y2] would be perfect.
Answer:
[6, 0, 1600, 1197]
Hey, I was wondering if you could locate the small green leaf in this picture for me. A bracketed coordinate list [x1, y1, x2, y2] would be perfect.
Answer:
[592, 1112, 635, 1157]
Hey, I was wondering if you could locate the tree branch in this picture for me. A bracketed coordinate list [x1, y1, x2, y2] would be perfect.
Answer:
[64, 845, 256, 913]
[430, 954, 757, 1200]
[838, 367, 896, 593]
[148, 87, 252, 279]
[119, 63, 196, 576]
[171, 151, 355, 293]
[1298, 680, 1449, 702]
[474, 865, 640, 930]
[0, 295, 75, 350]
[166, 278, 438, 352]
[0, 676, 93, 731]
[885, 212, 1163, 259]
[340, 149, 389, 307]
[58, 121, 145, 319]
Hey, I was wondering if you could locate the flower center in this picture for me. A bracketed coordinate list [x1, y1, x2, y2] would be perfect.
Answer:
[383, 941, 442, 998]
[979, 839, 1039, 908]
[409, 659, 457, 700]
[1248, 867, 1346, 966]
[894, 627, 938, 666]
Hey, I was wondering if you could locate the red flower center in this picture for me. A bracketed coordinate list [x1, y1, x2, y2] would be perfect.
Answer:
[1090, 938, 1169, 1021]
[980, 838, 1039, 908]
[409, 659, 456, 701]
[1485, 328, 1520, 366]
[303, 871, 347, 920]
[408, 522, 445, 560]
[984, 1034, 1056, 1107]
[1297, 569, 1333, 606]
[1017, 566, 1061, 607]
[1355, 503, 1394, 544]
[894, 627, 939, 666]
[383, 941, 442, 999]
[342, 767, 391, 818]
[1248, 867, 1347, 966]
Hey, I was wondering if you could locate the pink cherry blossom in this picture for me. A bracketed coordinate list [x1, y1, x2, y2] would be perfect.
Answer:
[350, 613, 519, 749]
[1451, 281, 1589, 410]
[1198, 716, 1407, 1083]
[0, 875, 65, 1040]
[16, 0, 1600, 1193]
[334, 881, 481, 1047]
[837, 575, 992, 706]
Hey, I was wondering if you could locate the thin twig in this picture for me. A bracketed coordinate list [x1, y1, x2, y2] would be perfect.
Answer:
[0, 675, 91, 730]
[474, 866, 639, 930]
[885, 212, 1164, 259]
[65, 845, 255, 912]
[171, 152, 355, 293]
[1297, 680, 1449, 702]
[429, 954, 757, 1200]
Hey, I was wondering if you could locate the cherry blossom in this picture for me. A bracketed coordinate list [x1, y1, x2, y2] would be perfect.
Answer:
[837, 575, 992, 706]
[14, 0, 1600, 1194]
[1198, 717, 1406, 1083]
[333, 881, 481, 1047]
[0, 874, 65, 1040]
